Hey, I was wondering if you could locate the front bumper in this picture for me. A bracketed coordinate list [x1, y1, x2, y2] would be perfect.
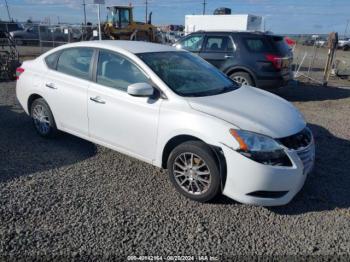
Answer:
[221, 141, 315, 206]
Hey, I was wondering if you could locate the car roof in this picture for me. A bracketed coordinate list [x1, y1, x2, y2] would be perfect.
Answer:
[56, 40, 178, 54]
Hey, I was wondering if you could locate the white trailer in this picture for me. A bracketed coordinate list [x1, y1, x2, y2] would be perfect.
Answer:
[185, 14, 263, 35]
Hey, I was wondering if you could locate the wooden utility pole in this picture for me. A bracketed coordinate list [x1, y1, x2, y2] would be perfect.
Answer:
[83, 0, 87, 26]
[145, 0, 148, 23]
[323, 32, 338, 86]
[344, 19, 349, 38]
[202, 0, 207, 15]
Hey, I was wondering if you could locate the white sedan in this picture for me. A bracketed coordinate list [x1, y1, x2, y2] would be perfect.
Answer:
[16, 41, 315, 206]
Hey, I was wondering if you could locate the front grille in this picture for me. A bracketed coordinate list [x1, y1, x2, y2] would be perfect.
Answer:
[296, 143, 315, 175]
[278, 127, 312, 150]
[278, 127, 315, 174]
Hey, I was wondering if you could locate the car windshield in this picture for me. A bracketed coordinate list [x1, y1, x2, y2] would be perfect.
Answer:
[137, 51, 239, 97]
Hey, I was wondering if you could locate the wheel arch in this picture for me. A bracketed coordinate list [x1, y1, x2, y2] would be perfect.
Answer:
[27, 93, 43, 113]
[161, 134, 202, 169]
[161, 134, 227, 190]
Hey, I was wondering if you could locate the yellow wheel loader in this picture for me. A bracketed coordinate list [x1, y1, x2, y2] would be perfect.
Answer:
[102, 6, 159, 42]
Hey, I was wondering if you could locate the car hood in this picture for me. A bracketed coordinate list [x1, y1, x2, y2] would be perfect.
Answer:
[187, 86, 306, 138]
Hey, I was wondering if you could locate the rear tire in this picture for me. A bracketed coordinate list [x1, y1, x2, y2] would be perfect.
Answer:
[230, 71, 254, 87]
[7, 70, 16, 81]
[343, 45, 350, 51]
[167, 141, 221, 202]
[30, 98, 58, 138]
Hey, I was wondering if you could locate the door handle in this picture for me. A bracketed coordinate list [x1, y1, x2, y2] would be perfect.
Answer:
[45, 83, 57, 89]
[90, 96, 106, 104]
[224, 55, 234, 59]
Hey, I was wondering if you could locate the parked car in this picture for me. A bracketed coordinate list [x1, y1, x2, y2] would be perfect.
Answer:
[173, 31, 293, 89]
[16, 41, 315, 206]
[338, 38, 350, 51]
[10, 25, 67, 46]
[0, 21, 23, 33]
[301, 39, 315, 46]
[315, 39, 327, 47]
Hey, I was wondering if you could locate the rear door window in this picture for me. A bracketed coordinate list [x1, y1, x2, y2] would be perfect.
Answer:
[243, 38, 271, 52]
[204, 36, 234, 52]
[178, 34, 204, 52]
[56, 48, 94, 80]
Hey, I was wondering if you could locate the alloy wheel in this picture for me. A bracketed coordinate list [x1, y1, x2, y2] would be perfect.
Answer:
[232, 76, 249, 86]
[173, 152, 211, 195]
[32, 104, 51, 135]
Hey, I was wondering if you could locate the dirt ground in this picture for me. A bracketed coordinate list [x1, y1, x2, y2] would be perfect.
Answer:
[0, 42, 349, 259]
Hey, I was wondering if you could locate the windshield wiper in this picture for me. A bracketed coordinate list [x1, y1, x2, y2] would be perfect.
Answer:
[181, 84, 239, 97]
[215, 85, 237, 95]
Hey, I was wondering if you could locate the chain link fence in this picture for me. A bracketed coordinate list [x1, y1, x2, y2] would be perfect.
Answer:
[0, 21, 100, 57]
[0, 21, 184, 57]
[2, 21, 349, 83]
[290, 35, 350, 84]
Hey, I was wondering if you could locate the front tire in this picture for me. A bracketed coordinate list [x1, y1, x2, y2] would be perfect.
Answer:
[167, 141, 221, 202]
[30, 98, 58, 138]
[230, 71, 254, 87]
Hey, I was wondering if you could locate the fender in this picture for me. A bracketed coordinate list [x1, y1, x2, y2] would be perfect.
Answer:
[155, 128, 219, 168]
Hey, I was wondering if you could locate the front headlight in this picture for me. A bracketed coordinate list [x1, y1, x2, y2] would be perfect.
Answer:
[229, 129, 292, 166]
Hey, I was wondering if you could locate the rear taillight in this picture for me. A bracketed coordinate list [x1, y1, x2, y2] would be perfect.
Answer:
[265, 54, 282, 70]
[16, 67, 25, 80]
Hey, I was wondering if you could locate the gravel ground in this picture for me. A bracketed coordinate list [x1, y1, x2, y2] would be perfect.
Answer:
[0, 80, 350, 260]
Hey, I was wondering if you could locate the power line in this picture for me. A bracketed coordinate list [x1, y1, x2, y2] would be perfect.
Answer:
[4, 0, 12, 21]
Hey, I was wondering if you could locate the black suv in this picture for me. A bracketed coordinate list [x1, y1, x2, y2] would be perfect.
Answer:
[174, 31, 293, 89]
[0, 21, 23, 33]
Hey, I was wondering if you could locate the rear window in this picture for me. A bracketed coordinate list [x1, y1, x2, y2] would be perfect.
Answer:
[45, 51, 60, 70]
[243, 38, 271, 52]
[243, 35, 291, 55]
[269, 36, 291, 55]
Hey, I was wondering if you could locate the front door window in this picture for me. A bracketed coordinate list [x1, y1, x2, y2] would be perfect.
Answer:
[96, 50, 148, 91]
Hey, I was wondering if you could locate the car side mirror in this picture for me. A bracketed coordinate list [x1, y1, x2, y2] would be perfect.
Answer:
[127, 82, 154, 97]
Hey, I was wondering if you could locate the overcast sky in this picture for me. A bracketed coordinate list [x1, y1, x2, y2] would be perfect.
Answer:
[1, 0, 349, 34]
